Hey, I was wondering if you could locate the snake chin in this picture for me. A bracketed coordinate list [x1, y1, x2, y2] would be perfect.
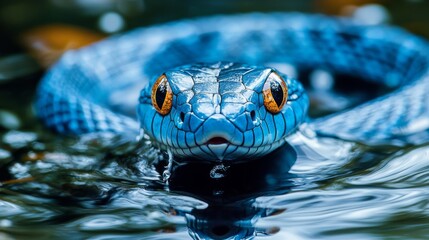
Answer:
[164, 135, 289, 162]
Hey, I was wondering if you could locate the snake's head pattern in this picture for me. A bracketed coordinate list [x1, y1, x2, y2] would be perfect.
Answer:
[139, 62, 308, 161]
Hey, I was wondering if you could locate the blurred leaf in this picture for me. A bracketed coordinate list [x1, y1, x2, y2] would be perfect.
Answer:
[314, 0, 384, 15]
[21, 24, 105, 67]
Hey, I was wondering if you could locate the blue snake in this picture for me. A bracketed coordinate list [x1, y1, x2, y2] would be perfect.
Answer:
[35, 13, 429, 161]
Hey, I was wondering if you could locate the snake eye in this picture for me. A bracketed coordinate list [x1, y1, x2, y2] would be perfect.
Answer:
[263, 72, 288, 114]
[151, 74, 173, 115]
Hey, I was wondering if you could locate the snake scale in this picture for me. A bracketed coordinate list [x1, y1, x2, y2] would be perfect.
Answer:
[35, 13, 429, 161]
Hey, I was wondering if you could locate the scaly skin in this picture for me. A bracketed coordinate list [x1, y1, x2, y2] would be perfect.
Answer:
[35, 13, 429, 161]
[138, 62, 307, 160]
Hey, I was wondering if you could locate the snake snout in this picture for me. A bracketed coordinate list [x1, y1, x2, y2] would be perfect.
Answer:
[194, 114, 243, 146]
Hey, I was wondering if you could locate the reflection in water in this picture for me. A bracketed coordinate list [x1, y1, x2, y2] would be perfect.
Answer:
[167, 143, 297, 239]
[3, 132, 429, 239]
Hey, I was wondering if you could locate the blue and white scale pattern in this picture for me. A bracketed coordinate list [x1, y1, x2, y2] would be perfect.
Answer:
[139, 62, 307, 160]
[35, 13, 429, 161]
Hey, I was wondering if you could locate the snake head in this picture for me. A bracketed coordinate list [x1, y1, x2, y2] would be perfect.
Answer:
[138, 62, 308, 161]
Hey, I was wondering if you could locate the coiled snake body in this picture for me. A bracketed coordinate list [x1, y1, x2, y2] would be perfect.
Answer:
[36, 13, 429, 161]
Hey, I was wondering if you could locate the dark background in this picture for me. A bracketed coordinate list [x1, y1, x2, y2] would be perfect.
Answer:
[0, 0, 428, 131]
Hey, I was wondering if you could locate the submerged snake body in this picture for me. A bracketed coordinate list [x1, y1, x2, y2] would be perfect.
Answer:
[36, 13, 429, 161]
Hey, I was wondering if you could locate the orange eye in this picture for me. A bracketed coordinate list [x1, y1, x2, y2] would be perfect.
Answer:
[151, 74, 173, 115]
[263, 72, 288, 114]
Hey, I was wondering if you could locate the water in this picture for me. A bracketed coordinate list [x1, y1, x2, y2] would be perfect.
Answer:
[2, 0, 429, 239]
[2, 126, 429, 239]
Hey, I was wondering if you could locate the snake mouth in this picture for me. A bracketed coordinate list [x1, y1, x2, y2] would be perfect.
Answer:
[206, 137, 230, 145]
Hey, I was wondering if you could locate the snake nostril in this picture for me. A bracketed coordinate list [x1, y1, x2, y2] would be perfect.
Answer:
[250, 110, 256, 122]
[180, 112, 185, 122]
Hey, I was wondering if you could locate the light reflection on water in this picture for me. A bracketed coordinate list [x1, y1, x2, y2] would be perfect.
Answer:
[2, 128, 429, 239]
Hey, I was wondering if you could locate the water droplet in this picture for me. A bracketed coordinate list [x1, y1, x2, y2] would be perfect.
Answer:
[210, 164, 230, 179]
[163, 149, 174, 182]
[162, 170, 171, 181]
